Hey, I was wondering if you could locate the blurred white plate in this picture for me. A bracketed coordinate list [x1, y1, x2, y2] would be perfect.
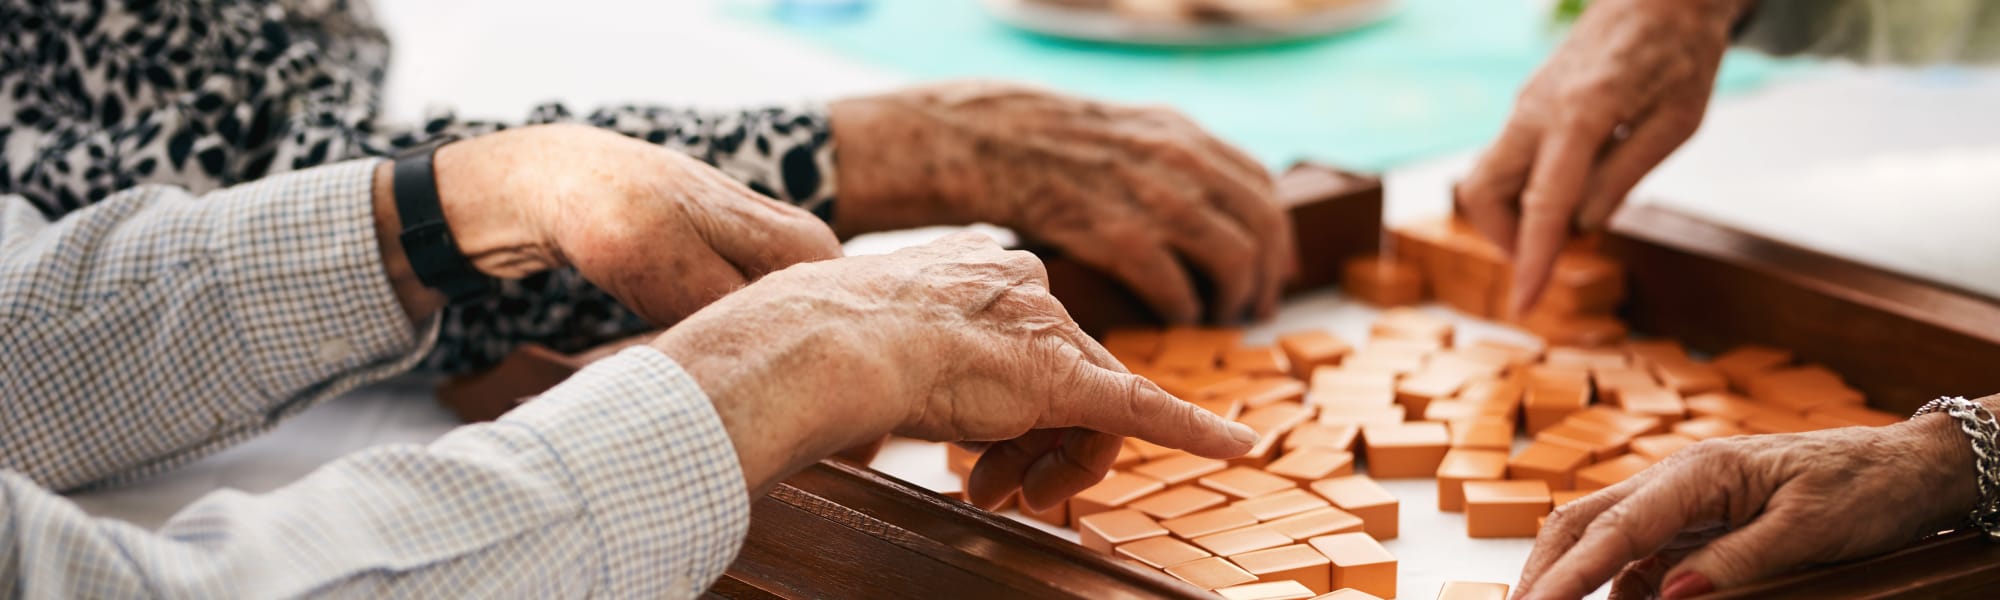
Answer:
[981, 0, 1399, 47]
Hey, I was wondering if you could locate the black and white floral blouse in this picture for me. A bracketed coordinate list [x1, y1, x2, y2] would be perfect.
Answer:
[0, 0, 840, 373]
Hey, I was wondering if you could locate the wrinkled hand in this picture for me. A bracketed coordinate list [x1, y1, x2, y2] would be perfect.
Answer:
[430, 124, 842, 323]
[1517, 412, 1981, 600]
[1456, 0, 1750, 316]
[831, 81, 1292, 324]
[650, 233, 1257, 497]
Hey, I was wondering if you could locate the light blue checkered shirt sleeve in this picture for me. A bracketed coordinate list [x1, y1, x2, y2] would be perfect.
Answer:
[0, 161, 751, 597]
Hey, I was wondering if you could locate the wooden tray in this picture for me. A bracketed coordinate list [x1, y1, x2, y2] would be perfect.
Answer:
[706, 165, 2000, 598]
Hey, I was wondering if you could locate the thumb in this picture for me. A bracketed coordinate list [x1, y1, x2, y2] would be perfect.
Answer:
[1659, 511, 1815, 599]
[702, 189, 843, 279]
[1052, 358, 1257, 459]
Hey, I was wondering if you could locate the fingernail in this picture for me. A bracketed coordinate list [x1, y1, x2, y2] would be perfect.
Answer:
[1660, 571, 1713, 600]
[1226, 422, 1260, 446]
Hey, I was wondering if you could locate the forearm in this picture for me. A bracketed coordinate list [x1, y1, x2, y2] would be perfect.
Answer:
[0, 348, 748, 597]
[1735, 0, 2000, 64]
[0, 161, 434, 490]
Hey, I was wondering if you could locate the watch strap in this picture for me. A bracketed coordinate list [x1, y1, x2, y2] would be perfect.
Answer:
[393, 139, 498, 304]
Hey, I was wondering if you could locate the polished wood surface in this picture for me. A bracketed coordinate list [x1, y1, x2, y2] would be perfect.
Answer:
[712, 461, 1211, 600]
[1709, 530, 2000, 599]
[1605, 204, 2000, 415]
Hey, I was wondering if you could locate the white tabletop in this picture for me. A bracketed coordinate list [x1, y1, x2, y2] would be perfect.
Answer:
[67, 2, 2000, 599]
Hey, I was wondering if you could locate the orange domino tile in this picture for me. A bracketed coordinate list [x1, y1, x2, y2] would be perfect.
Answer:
[1156, 343, 1224, 374]
[1551, 489, 1592, 507]
[1192, 524, 1294, 556]
[1162, 506, 1262, 539]
[1076, 508, 1169, 553]
[1684, 392, 1762, 423]
[1111, 441, 1147, 470]
[1568, 406, 1667, 437]
[1629, 433, 1698, 460]
[1711, 345, 1794, 391]
[1535, 422, 1631, 461]
[1312, 368, 1398, 395]
[1202, 466, 1300, 499]
[1806, 405, 1903, 428]
[1743, 411, 1820, 434]
[1285, 423, 1362, 453]
[1545, 347, 1629, 370]
[1343, 255, 1426, 309]
[1651, 360, 1728, 396]
[1362, 422, 1453, 478]
[1116, 536, 1210, 569]
[1226, 346, 1293, 378]
[1128, 485, 1229, 520]
[1438, 581, 1511, 600]
[1233, 488, 1332, 521]
[1232, 378, 1310, 409]
[1102, 329, 1164, 366]
[1428, 351, 1508, 380]
[1308, 532, 1397, 599]
[1135, 454, 1230, 486]
[947, 443, 980, 478]
[1448, 418, 1515, 452]
[1396, 368, 1472, 421]
[1463, 480, 1552, 538]
[1166, 556, 1259, 591]
[1235, 403, 1316, 468]
[1455, 376, 1525, 408]
[1507, 441, 1592, 491]
[1623, 339, 1689, 369]
[1021, 495, 1069, 527]
[1278, 331, 1354, 380]
[1265, 506, 1367, 540]
[1748, 366, 1865, 413]
[1070, 472, 1166, 521]
[1164, 371, 1257, 402]
[1344, 343, 1431, 373]
[1467, 338, 1542, 367]
[1217, 580, 1320, 600]
[1523, 366, 1590, 434]
[1421, 399, 1498, 423]
[1317, 404, 1406, 429]
[1673, 417, 1749, 440]
[1434, 448, 1509, 512]
[1590, 366, 1660, 406]
[1308, 475, 1399, 540]
[1371, 307, 1455, 347]
[1266, 447, 1357, 483]
[1309, 385, 1398, 409]
[1521, 313, 1629, 348]
[1315, 589, 1386, 600]
[1575, 454, 1658, 491]
[1231, 543, 1333, 594]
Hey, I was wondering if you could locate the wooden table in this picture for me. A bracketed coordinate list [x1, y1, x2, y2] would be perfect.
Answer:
[697, 164, 2000, 599]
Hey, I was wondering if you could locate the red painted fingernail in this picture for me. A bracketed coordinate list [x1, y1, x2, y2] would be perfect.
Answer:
[1660, 571, 1713, 600]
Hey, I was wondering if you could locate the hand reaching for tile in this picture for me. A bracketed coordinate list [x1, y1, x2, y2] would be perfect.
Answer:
[1514, 406, 1984, 600]
[1453, 0, 1750, 315]
[648, 232, 1257, 498]
[830, 81, 1294, 323]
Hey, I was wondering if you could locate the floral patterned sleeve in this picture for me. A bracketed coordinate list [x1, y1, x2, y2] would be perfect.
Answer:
[0, 0, 839, 373]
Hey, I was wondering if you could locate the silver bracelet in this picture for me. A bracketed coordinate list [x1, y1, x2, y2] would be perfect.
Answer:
[1913, 396, 2000, 540]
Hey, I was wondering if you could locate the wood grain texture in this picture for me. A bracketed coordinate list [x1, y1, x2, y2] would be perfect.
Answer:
[712, 461, 1210, 599]
[1605, 204, 2000, 415]
[1705, 530, 2000, 599]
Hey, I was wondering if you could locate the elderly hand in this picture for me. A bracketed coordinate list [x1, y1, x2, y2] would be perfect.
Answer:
[1456, 0, 1752, 316]
[408, 124, 842, 323]
[649, 232, 1257, 498]
[1516, 407, 1984, 600]
[830, 81, 1292, 325]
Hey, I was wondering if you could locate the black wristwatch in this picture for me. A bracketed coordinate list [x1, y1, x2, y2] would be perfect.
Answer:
[393, 136, 498, 304]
